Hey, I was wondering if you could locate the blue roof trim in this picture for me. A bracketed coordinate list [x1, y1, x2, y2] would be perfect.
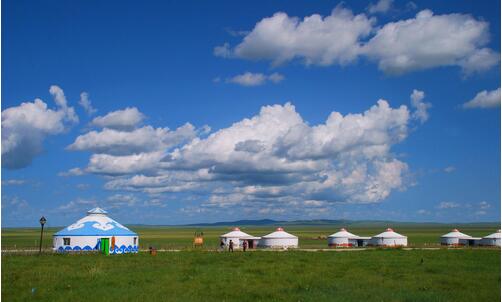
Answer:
[54, 221, 137, 236]
[53, 234, 138, 237]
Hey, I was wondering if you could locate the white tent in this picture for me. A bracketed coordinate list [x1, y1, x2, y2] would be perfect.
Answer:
[480, 230, 501, 247]
[53, 207, 138, 254]
[259, 227, 298, 249]
[440, 229, 472, 246]
[369, 228, 407, 247]
[327, 228, 370, 247]
[219, 227, 260, 249]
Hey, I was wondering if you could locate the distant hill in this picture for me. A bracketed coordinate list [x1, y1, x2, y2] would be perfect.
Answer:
[180, 219, 499, 227]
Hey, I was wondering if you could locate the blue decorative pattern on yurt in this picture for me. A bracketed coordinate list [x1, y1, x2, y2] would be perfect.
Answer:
[54, 220, 137, 236]
[57, 245, 138, 253]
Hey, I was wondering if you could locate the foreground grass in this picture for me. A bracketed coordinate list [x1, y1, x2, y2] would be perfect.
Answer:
[3, 249, 500, 301]
[2, 223, 500, 250]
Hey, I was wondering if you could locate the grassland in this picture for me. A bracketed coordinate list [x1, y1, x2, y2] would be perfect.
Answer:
[3, 249, 500, 302]
[2, 222, 500, 250]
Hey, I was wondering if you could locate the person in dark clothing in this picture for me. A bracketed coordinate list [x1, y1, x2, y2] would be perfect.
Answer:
[242, 240, 248, 252]
[229, 240, 234, 252]
[220, 239, 225, 251]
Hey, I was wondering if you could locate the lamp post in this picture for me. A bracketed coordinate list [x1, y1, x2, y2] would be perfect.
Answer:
[39, 216, 46, 254]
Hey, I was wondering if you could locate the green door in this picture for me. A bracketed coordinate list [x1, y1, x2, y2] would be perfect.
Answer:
[101, 238, 110, 255]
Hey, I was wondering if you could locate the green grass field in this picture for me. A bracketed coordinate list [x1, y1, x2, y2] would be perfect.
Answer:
[3, 224, 500, 301]
[2, 222, 500, 250]
[2, 249, 500, 302]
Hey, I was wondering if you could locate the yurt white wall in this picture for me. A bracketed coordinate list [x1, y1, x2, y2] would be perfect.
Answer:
[480, 237, 501, 247]
[369, 228, 407, 247]
[259, 228, 298, 249]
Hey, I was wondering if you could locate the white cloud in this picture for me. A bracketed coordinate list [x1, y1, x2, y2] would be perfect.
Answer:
[107, 194, 138, 207]
[2, 86, 79, 169]
[69, 93, 427, 208]
[68, 123, 196, 155]
[226, 72, 285, 86]
[479, 201, 491, 209]
[2, 179, 26, 185]
[216, 7, 499, 75]
[410, 89, 431, 123]
[78, 92, 97, 115]
[367, 0, 393, 14]
[463, 88, 501, 109]
[58, 167, 85, 177]
[437, 201, 460, 209]
[417, 209, 430, 215]
[90, 107, 144, 130]
[219, 7, 374, 66]
[443, 166, 456, 173]
[86, 151, 166, 175]
[49, 85, 79, 124]
[363, 10, 499, 74]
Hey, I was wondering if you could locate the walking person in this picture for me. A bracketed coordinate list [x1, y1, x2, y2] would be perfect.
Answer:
[228, 240, 234, 252]
[242, 240, 248, 252]
[220, 239, 225, 251]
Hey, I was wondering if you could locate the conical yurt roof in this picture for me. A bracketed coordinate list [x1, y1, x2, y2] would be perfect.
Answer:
[441, 228, 472, 238]
[373, 228, 406, 238]
[54, 207, 137, 236]
[328, 228, 359, 238]
[483, 230, 501, 239]
[262, 227, 297, 239]
[220, 227, 258, 239]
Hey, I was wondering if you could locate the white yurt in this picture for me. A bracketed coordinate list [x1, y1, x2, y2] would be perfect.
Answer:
[480, 230, 501, 247]
[53, 207, 139, 254]
[259, 227, 298, 249]
[369, 228, 407, 247]
[327, 228, 370, 247]
[219, 227, 261, 249]
[440, 229, 472, 246]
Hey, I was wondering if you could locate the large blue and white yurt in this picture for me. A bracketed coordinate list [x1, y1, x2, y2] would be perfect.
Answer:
[53, 207, 139, 254]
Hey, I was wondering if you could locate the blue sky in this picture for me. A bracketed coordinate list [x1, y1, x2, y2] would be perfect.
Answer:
[2, 0, 500, 227]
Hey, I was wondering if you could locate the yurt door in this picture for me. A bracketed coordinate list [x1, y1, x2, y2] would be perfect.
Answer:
[101, 238, 110, 255]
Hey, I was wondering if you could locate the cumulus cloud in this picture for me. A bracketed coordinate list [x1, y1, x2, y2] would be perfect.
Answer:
[367, 0, 393, 14]
[68, 123, 197, 155]
[2, 86, 79, 169]
[216, 7, 374, 66]
[78, 92, 97, 115]
[363, 10, 500, 74]
[462, 88, 501, 109]
[69, 92, 427, 208]
[90, 107, 144, 130]
[226, 72, 285, 86]
[410, 89, 431, 123]
[216, 7, 499, 75]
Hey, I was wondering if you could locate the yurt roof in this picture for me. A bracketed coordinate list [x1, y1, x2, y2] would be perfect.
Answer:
[328, 228, 359, 238]
[54, 207, 137, 236]
[372, 228, 406, 238]
[441, 229, 472, 238]
[220, 228, 260, 239]
[483, 230, 501, 239]
[262, 227, 297, 239]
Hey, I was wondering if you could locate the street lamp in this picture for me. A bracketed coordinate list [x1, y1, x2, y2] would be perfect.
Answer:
[39, 216, 46, 254]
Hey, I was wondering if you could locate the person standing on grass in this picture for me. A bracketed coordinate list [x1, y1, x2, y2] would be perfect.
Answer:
[242, 240, 248, 252]
[220, 239, 224, 251]
[229, 240, 234, 252]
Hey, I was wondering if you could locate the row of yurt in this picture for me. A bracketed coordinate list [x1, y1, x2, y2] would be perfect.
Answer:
[220, 227, 298, 249]
[328, 228, 407, 247]
[53, 208, 139, 254]
[440, 229, 500, 247]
